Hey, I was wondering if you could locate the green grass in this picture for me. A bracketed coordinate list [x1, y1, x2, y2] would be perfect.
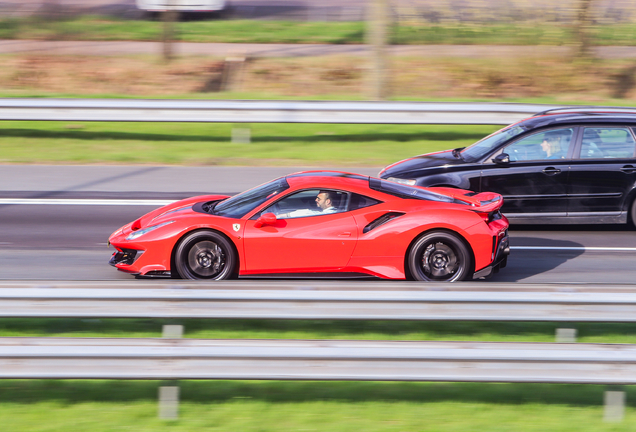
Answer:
[4, 15, 636, 46]
[0, 16, 366, 44]
[2, 380, 636, 432]
[3, 318, 636, 344]
[391, 22, 573, 45]
[0, 121, 500, 166]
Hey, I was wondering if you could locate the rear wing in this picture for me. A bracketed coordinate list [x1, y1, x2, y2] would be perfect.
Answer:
[469, 192, 504, 213]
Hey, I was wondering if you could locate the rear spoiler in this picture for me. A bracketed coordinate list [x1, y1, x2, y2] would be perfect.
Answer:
[428, 187, 504, 212]
[469, 192, 504, 213]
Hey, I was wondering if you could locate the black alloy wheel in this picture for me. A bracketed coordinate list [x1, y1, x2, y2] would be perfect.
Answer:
[174, 230, 236, 280]
[408, 231, 473, 282]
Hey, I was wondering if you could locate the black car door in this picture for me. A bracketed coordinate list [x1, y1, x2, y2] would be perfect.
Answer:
[567, 126, 636, 215]
[480, 128, 576, 216]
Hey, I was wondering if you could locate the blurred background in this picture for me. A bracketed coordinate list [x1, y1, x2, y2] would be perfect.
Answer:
[2, 0, 636, 101]
[2, 2, 636, 431]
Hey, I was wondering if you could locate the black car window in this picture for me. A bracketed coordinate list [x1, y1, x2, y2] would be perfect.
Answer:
[213, 178, 290, 219]
[261, 189, 349, 220]
[461, 125, 526, 162]
[503, 128, 574, 161]
[581, 127, 636, 159]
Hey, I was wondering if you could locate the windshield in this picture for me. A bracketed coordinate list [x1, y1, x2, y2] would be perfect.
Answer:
[369, 178, 461, 204]
[461, 125, 527, 162]
[213, 178, 290, 219]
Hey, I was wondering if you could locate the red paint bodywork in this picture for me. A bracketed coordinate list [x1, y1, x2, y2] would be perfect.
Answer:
[108, 171, 509, 280]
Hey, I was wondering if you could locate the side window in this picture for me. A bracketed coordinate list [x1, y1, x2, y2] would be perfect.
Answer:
[581, 127, 636, 159]
[349, 193, 381, 211]
[263, 189, 349, 219]
[504, 128, 574, 161]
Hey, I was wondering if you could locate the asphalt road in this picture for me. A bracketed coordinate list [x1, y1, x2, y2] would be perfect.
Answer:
[1, 165, 635, 283]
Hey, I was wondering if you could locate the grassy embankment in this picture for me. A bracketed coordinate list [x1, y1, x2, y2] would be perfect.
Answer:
[3, 17, 636, 101]
[3, 15, 636, 46]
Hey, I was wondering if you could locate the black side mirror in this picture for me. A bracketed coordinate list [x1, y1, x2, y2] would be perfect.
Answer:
[493, 153, 510, 164]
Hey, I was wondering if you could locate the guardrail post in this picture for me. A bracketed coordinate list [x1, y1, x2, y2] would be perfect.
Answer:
[158, 385, 180, 420]
[159, 324, 183, 420]
[366, 0, 391, 100]
[232, 125, 251, 144]
[555, 328, 577, 343]
[604, 389, 625, 422]
[221, 57, 246, 92]
[162, 0, 177, 63]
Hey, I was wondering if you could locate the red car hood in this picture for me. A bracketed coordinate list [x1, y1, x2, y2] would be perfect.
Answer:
[131, 194, 230, 230]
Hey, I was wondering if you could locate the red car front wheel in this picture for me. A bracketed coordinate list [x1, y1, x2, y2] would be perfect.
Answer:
[174, 230, 237, 280]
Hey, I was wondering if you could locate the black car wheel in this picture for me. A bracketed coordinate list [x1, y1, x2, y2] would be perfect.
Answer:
[174, 230, 236, 280]
[630, 198, 636, 229]
[408, 231, 473, 282]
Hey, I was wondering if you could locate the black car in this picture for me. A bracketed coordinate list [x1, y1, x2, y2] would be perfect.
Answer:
[379, 108, 636, 225]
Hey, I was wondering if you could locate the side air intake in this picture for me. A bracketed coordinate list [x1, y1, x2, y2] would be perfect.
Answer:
[363, 212, 405, 234]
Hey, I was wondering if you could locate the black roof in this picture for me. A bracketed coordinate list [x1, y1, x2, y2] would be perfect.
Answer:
[521, 109, 636, 130]
[287, 171, 369, 181]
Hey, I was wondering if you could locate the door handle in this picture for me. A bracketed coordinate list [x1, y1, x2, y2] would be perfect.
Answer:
[542, 167, 561, 175]
[338, 232, 351, 237]
[620, 165, 636, 174]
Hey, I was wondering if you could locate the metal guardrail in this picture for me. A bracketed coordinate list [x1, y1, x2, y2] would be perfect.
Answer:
[2, 337, 636, 384]
[3, 281, 633, 419]
[3, 282, 636, 322]
[0, 99, 556, 124]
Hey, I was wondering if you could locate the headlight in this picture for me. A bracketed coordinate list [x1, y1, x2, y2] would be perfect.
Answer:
[387, 177, 417, 186]
[125, 220, 175, 240]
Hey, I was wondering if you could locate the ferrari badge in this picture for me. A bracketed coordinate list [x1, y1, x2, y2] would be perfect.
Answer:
[233, 224, 241, 232]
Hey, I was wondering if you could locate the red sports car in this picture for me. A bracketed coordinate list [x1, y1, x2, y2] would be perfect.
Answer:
[108, 171, 510, 282]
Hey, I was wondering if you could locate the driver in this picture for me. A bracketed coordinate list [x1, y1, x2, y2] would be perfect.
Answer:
[277, 190, 338, 218]
[315, 191, 337, 214]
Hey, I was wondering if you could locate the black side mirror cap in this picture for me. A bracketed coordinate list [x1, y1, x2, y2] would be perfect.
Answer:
[493, 153, 510, 164]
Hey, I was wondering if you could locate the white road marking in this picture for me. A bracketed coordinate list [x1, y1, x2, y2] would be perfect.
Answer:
[512, 246, 636, 252]
[0, 199, 175, 206]
[2, 199, 634, 252]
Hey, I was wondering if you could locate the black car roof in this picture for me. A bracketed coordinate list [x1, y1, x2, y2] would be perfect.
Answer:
[286, 171, 369, 181]
[521, 109, 636, 130]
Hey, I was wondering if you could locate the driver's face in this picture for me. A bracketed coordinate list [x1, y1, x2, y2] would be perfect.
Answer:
[315, 193, 330, 210]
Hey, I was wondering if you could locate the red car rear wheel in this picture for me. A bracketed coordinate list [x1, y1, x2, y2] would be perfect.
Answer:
[408, 231, 473, 282]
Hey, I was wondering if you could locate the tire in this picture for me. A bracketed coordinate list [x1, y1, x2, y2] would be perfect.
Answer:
[174, 230, 236, 280]
[630, 198, 636, 229]
[408, 231, 473, 282]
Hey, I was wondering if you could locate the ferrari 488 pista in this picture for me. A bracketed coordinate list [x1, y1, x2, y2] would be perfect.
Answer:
[108, 171, 509, 282]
